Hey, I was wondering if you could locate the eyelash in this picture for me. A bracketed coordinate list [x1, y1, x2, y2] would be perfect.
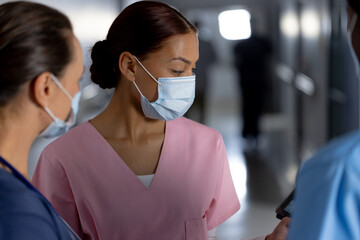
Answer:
[172, 70, 185, 75]
[172, 69, 197, 75]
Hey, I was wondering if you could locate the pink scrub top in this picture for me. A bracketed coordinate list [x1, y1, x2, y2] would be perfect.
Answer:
[32, 117, 240, 240]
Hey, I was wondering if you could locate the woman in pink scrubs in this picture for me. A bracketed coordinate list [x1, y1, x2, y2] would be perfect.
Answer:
[33, 1, 289, 239]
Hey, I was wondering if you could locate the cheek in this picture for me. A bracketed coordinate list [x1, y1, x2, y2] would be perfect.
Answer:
[143, 79, 158, 102]
[136, 73, 159, 102]
[68, 80, 81, 97]
[48, 91, 72, 120]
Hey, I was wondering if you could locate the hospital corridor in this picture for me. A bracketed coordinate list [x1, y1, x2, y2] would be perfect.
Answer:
[197, 54, 295, 239]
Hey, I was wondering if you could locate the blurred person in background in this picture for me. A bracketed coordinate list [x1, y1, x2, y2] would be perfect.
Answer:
[33, 1, 289, 239]
[288, 0, 360, 239]
[234, 19, 272, 153]
[0, 1, 83, 239]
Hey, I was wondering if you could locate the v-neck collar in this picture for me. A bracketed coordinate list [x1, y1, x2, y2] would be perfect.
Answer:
[85, 121, 169, 191]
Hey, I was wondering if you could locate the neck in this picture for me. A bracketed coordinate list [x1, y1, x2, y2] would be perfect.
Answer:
[0, 113, 38, 179]
[91, 81, 165, 141]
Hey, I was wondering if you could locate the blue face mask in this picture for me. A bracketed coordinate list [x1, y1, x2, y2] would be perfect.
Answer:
[38, 74, 81, 138]
[347, 12, 360, 76]
[133, 55, 195, 121]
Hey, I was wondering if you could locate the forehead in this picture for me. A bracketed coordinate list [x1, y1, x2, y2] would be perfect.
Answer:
[69, 36, 83, 71]
[148, 33, 199, 63]
[61, 35, 83, 79]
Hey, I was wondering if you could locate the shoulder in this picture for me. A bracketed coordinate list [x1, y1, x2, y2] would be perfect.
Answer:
[168, 117, 223, 143]
[169, 117, 220, 135]
[167, 118, 226, 167]
[57, 121, 94, 143]
[291, 131, 360, 239]
[43, 121, 95, 154]
[0, 171, 56, 227]
[39, 121, 100, 172]
[297, 131, 360, 193]
[0, 170, 29, 194]
[0, 213, 59, 239]
[301, 131, 360, 173]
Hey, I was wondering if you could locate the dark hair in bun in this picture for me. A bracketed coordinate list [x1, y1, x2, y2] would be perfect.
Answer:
[90, 40, 118, 89]
[90, 1, 197, 89]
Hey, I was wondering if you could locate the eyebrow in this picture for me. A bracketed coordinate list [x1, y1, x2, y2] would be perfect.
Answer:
[171, 57, 191, 65]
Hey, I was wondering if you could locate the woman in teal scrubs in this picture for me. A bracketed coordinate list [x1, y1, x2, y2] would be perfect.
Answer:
[0, 2, 83, 239]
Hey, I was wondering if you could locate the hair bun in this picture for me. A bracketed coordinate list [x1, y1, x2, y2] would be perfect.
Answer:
[90, 40, 118, 89]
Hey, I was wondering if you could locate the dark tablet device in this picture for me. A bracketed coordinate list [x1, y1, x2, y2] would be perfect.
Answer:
[276, 190, 294, 220]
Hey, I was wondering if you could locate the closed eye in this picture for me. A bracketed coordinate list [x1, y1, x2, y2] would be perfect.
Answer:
[172, 70, 185, 75]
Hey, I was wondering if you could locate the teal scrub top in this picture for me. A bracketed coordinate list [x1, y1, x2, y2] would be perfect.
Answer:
[288, 131, 360, 240]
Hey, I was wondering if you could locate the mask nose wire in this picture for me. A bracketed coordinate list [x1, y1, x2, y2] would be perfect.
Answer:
[132, 55, 161, 85]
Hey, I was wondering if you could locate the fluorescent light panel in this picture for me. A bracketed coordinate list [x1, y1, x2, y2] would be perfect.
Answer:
[218, 9, 252, 40]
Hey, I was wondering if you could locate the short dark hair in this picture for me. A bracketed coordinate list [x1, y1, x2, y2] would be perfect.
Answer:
[90, 1, 197, 89]
[349, 0, 360, 16]
[0, 1, 73, 106]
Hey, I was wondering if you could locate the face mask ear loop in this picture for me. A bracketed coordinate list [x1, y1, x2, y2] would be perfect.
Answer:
[44, 106, 59, 123]
[132, 55, 161, 85]
[133, 81, 145, 97]
[44, 104, 73, 127]
[50, 73, 73, 100]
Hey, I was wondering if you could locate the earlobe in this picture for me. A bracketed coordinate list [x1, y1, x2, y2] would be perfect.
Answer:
[32, 72, 52, 108]
[118, 52, 137, 82]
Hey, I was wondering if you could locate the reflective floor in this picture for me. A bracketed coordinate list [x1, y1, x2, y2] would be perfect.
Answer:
[189, 63, 297, 239]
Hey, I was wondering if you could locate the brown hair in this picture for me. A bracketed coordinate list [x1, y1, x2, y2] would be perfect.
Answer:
[0, 1, 73, 106]
[90, 1, 197, 89]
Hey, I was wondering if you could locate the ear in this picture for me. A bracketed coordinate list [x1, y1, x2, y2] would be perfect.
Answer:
[118, 52, 137, 82]
[31, 72, 53, 108]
